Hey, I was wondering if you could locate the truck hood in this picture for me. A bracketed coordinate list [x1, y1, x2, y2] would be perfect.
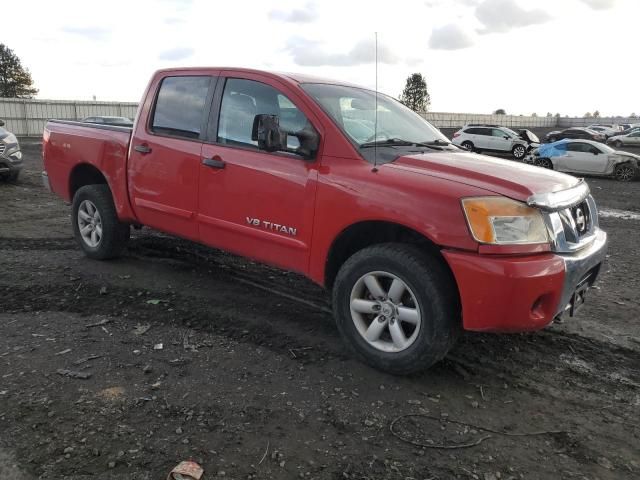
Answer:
[388, 150, 580, 203]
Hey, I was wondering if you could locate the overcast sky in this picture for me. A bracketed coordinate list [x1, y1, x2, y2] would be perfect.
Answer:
[4, 0, 638, 116]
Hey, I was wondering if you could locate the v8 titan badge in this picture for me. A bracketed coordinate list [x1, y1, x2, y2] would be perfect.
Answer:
[246, 217, 297, 236]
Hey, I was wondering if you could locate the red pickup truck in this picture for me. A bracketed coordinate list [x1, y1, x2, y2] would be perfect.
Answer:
[42, 68, 607, 374]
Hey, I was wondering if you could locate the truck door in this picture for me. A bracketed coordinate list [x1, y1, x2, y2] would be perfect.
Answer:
[197, 75, 321, 273]
[128, 75, 216, 241]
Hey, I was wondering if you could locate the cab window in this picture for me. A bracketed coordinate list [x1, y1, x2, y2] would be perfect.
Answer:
[151, 76, 211, 139]
[217, 78, 313, 151]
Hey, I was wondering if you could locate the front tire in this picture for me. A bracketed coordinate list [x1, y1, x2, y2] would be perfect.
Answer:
[613, 140, 623, 148]
[614, 163, 635, 182]
[461, 141, 474, 152]
[71, 184, 130, 260]
[512, 144, 526, 160]
[536, 158, 553, 169]
[332, 243, 460, 375]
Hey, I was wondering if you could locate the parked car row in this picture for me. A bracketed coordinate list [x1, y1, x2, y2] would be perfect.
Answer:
[446, 122, 639, 182]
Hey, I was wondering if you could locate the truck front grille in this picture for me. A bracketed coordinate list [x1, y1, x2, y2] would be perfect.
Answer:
[546, 196, 598, 253]
[0, 143, 5, 155]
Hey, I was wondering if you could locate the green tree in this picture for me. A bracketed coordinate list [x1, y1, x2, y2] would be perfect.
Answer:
[399, 73, 430, 113]
[0, 44, 37, 98]
[593, 110, 600, 118]
[584, 112, 592, 118]
[546, 112, 553, 117]
[493, 108, 506, 115]
[531, 112, 538, 117]
[630, 113, 637, 119]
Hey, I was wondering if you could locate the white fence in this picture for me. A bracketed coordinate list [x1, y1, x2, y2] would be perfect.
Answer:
[557, 116, 639, 128]
[0, 98, 138, 137]
[421, 112, 556, 129]
[1, 97, 637, 137]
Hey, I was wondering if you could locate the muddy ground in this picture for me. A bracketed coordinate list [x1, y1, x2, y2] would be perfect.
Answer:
[1, 141, 639, 480]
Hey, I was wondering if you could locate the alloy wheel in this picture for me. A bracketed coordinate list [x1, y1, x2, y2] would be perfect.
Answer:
[349, 271, 421, 353]
[77, 200, 103, 247]
[615, 165, 634, 182]
[513, 146, 526, 158]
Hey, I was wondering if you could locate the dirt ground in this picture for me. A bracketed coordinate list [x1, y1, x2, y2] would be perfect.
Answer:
[1, 141, 639, 480]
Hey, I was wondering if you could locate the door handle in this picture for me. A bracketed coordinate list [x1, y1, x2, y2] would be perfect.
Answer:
[202, 156, 226, 169]
[134, 144, 152, 154]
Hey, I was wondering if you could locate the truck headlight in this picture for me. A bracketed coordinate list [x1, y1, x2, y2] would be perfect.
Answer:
[461, 197, 549, 245]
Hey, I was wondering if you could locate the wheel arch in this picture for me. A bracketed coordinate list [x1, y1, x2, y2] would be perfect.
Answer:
[324, 220, 458, 294]
[69, 163, 109, 199]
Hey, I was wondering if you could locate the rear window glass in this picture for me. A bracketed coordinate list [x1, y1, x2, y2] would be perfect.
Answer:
[151, 76, 211, 139]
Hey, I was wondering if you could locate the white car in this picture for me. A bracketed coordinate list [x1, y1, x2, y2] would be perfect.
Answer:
[607, 130, 640, 148]
[525, 139, 638, 181]
[452, 124, 539, 160]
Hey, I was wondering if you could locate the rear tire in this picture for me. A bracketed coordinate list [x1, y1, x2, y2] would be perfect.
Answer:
[614, 140, 623, 148]
[461, 141, 474, 152]
[71, 184, 130, 260]
[332, 243, 460, 375]
[549, 137, 557, 143]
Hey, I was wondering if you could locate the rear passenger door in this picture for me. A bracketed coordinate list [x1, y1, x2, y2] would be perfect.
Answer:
[128, 74, 217, 241]
[475, 128, 493, 149]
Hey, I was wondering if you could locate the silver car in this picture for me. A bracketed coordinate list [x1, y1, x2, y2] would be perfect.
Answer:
[607, 130, 640, 148]
[525, 139, 638, 181]
[0, 120, 22, 182]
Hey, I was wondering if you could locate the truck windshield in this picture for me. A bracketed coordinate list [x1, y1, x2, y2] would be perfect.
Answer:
[301, 83, 450, 148]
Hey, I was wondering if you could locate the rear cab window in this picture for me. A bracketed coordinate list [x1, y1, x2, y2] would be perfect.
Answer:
[150, 76, 212, 140]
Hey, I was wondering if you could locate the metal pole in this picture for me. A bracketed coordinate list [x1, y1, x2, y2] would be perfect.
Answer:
[22, 99, 29, 137]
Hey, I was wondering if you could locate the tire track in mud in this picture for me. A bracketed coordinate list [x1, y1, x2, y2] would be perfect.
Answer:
[0, 237, 75, 250]
[0, 280, 346, 368]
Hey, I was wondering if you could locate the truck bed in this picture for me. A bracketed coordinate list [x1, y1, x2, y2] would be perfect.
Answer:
[43, 119, 136, 221]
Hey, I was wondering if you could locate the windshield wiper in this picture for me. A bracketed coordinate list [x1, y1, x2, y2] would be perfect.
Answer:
[421, 139, 452, 147]
[360, 138, 443, 150]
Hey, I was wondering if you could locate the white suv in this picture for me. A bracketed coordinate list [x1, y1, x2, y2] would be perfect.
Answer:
[452, 125, 540, 160]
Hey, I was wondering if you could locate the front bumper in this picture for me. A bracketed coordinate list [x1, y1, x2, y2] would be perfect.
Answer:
[0, 149, 23, 175]
[443, 230, 608, 332]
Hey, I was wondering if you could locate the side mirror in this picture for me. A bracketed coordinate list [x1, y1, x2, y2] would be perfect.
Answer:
[293, 125, 320, 160]
[0, 119, 5, 127]
[593, 150, 599, 155]
[503, 135, 510, 140]
[251, 114, 286, 152]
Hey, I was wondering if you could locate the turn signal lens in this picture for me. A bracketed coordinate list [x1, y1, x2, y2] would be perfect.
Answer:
[461, 197, 549, 245]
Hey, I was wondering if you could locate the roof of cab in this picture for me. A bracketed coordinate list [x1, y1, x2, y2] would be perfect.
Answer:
[153, 67, 364, 89]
